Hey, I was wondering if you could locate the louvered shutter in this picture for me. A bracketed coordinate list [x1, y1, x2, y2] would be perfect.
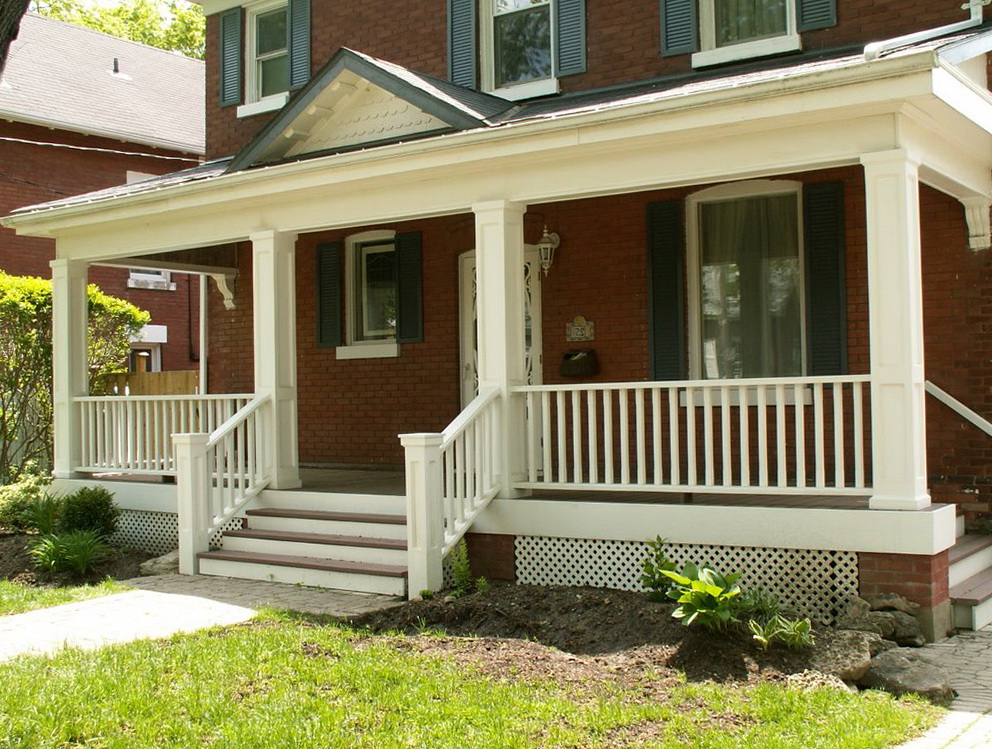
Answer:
[219, 7, 243, 107]
[396, 232, 424, 343]
[448, 0, 477, 88]
[647, 201, 687, 380]
[555, 0, 586, 76]
[797, 0, 837, 32]
[288, 0, 311, 89]
[803, 182, 847, 375]
[660, 0, 697, 57]
[316, 243, 342, 348]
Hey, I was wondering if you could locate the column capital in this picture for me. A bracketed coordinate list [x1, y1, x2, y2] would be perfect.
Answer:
[472, 200, 527, 218]
[860, 148, 922, 171]
[249, 228, 299, 246]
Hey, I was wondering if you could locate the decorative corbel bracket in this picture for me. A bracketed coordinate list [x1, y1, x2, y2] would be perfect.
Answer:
[209, 272, 237, 310]
[962, 197, 991, 251]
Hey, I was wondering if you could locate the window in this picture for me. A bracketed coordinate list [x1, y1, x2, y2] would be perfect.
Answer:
[688, 182, 803, 379]
[128, 269, 175, 291]
[350, 233, 398, 344]
[250, 3, 289, 101]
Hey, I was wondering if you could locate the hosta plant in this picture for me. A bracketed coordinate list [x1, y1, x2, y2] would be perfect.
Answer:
[640, 536, 677, 601]
[662, 563, 742, 631]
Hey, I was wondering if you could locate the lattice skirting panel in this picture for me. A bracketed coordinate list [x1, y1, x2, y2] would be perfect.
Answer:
[514, 536, 858, 625]
[110, 510, 243, 556]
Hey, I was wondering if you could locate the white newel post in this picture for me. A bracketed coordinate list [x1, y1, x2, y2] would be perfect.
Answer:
[251, 230, 301, 489]
[473, 201, 528, 497]
[51, 258, 88, 478]
[861, 150, 930, 510]
[401, 433, 444, 596]
[175, 433, 210, 575]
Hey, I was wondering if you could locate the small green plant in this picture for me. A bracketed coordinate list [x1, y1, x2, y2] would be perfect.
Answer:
[451, 540, 474, 596]
[22, 495, 62, 535]
[640, 536, 677, 601]
[475, 576, 490, 595]
[748, 614, 815, 650]
[662, 563, 742, 631]
[0, 466, 53, 532]
[59, 486, 120, 538]
[736, 586, 780, 623]
[29, 530, 112, 577]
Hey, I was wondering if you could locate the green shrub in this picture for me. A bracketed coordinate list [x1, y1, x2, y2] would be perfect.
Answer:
[29, 531, 112, 577]
[748, 615, 815, 650]
[451, 540, 474, 596]
[59, 486, 120, 538]
[22, 495, 62, 535]
[640, 536, 677, 601]
[0, 468, 53, 531]
[662, 563, 742, 631]
[736, 587, 781, 624]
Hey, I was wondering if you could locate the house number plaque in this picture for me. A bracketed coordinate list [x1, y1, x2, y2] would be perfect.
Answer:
[566, 315, 595, 342]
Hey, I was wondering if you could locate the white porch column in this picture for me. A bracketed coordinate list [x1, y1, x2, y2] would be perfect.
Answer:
[251, 230, 301, 489]
[861, 149, 930, 510]
[51, 258, 88, 478]
[473, 200, 528, 497]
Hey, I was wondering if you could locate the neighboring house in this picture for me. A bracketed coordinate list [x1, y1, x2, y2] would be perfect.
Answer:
[0, 13, 205, 373]
[5, 0, 992, 640]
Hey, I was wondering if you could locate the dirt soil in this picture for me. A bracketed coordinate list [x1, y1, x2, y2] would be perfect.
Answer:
[0, 532, 153, 587]
[350, 583, 827, 686]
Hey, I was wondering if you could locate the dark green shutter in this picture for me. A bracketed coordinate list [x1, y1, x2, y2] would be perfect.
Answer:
[803, 182, 847, 375]
[555, 0, 586, 76]
[219, 7, 243, 107]
[797, 0, 837, 32]
[448, 0, 477, 88]
[647, 201, 686, 380]
[660, 0, 697, 57]
[288, 0, 310, 89]
[316, 243, 342, 348]
[396, 232, 423, 343]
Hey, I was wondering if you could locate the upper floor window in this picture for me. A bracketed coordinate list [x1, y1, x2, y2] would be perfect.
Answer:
[250, 3, 289, 101]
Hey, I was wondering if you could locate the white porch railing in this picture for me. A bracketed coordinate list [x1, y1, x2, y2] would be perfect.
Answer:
[176, 394, 272, 574]
[401, 387, 502, 596]
[514, 375, 872, 495]
[75, 394, 253, 474]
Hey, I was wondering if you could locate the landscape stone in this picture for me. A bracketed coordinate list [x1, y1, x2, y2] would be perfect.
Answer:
[888, 610, 926, 647]
[809, 629, 876, 682]
[139, 550, 179, 576]
[866, 592, 921, 616]
[857, 648, 955, 705]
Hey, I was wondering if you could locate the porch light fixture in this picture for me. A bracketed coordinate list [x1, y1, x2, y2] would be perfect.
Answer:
[537, 226, 560, 277]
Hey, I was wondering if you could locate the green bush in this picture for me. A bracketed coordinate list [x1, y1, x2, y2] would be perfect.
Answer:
[449, 540, 489, 597]
[0, 468, 53, 531]
[22, 495, 62, 535]
[29, 531, 112, 577]
[662, 563, 743, 631]
[640, 536, 677, 601]
[59, 486, 120, 538]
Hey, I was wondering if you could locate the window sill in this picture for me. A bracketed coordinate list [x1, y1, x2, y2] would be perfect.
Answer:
[691, 34, 801, 69]
[127, 278, 176, 291]
[237, 92, 289, 119]
[335, 342, 399, 360]
[489, 77, 559, 101]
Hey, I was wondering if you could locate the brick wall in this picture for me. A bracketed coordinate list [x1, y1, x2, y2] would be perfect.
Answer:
[205, 0, 986, 157]
[859, 550, 950, 609]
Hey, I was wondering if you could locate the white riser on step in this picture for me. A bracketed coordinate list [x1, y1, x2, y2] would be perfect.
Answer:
[258, 490, 405, 515]
[247, 515, 407, 540]
[954, 597, 992, 631]
[957, 514, 966, 539]
[950, 546, 992, 588]
[198, 557, 406, 596]
[221, 535, 406, 565]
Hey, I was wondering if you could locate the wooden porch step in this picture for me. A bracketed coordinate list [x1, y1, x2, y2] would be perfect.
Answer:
[199, 549, 406, 578]
[949, 534, 992, 566]
[244, 507, 407, 539]
[948, 534, 992, 588]
[246, 507, 405, 524]
[224, 528, 406, 550]
[950, 567, 992, 631]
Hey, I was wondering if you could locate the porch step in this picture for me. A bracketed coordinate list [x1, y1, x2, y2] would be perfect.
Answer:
[951, 567, 992, 631]
[198, 550, 406, 596]
[258, 489, 405, 515]
[948, 534, 992, 588]
[221, 528, 407, 565]
[244, 507, 407, 540]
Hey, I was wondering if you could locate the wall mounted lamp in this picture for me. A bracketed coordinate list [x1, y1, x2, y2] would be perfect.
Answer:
[536, 225, 560, 277]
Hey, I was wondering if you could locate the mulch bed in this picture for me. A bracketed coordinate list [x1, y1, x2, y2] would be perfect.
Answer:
[0, 531, 152, 587]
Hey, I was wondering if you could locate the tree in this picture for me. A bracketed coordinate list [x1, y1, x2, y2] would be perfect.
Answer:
[31, 0, 204, 59]
[0, 272, 149, 482]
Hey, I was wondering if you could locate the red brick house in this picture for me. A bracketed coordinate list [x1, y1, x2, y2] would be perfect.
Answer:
[5, 0, 992, 640]
[0, 13, 204, 373]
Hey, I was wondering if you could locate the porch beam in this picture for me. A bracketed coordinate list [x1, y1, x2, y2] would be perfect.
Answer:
[473, 201, 528, 498]
[51, 258, 88, 478]
[861, 149, 930, 511]
[251, 229, 301, 489]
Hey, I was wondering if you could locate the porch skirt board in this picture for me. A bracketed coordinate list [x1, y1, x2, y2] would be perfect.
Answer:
[110, 509, 242, 557]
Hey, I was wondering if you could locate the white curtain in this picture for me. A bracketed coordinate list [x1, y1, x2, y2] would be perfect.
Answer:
[715, 0, 788, 47]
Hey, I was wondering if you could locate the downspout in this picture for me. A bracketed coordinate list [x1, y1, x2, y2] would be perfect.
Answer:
[864, 0, 988, 61]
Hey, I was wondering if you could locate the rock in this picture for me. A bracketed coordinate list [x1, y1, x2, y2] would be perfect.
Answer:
[809, 629, 877, 682]
[888, 611, 926, 647]
[869, 637, 898, 657]
[139, 549, 179, 576]
[786, 669, 857, 693]
[857, 648, 955, 705]
[866, 592, 921, 616]
[836, 597, 891, 637]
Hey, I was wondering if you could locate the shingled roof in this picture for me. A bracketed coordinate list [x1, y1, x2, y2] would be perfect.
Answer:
[0, 13, 204, 154]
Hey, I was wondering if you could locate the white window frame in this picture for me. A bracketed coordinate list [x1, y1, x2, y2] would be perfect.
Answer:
[237, 0, 291, 118]
[336, 230, 399, 360]
[128, 269, 175, 291]
[480, 0, 559, 100]
[685, 179, 807, 382]
[692, 0, 801, 69]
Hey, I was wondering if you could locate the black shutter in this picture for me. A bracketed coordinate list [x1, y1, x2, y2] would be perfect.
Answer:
[555, 0, 586, 76]
[803, 182, 847, 375]
[448, 0, 477, 88]
[797, 0, 836, 32]
[660, 0, 697, 57]
[647, 201, 686, 380]
[316, 243, 342, 348]
[396, 232, 424, 344]
[219, 7, 243, 107]
[288, 0, 310, 89]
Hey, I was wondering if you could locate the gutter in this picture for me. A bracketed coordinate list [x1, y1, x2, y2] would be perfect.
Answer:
[864, 0, 988, 61]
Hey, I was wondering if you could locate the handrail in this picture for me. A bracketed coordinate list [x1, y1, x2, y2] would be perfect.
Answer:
[926, 380, 992, 439]
[514, 374, 872, 394]
[442, 387, 500, 446]
[75, 393, 254, 403]
[207, 394, 270, 448]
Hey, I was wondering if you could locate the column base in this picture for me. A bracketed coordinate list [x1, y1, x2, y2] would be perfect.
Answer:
[869, 494, 931, 511]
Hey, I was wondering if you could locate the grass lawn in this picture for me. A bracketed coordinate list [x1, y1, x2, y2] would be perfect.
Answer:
[0, 612, 940, 749]
[0, 579, 126, 616]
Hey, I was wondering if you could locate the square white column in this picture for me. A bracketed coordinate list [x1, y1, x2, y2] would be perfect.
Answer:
[473, 200, 528, 497]
[51, 258, 88, 478]
[861, 149, 930, 510]
[251, 230, 301, 489]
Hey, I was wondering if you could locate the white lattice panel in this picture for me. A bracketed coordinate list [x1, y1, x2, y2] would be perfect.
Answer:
[111, 510, 243, 556]
[514, 536, 858, 625]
